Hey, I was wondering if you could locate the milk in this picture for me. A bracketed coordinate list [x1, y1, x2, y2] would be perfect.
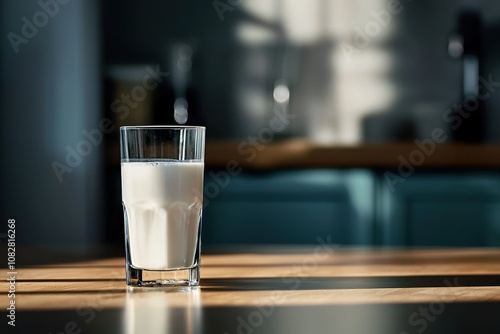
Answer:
[121, 160, 204, 270]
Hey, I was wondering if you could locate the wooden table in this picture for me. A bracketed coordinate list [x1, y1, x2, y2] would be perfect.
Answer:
[2, 247, 500, 333]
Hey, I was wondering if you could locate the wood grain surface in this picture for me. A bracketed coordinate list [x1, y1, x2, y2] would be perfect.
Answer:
[1, 248, 500, 311]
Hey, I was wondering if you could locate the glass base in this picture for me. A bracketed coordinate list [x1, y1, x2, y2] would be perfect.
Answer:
[126, 263, 200, 287]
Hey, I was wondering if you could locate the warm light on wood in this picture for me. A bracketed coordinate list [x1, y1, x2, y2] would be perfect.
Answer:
[1, 248, 500, 311]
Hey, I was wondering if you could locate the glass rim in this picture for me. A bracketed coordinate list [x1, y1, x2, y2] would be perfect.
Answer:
[120, 125, 205, 130]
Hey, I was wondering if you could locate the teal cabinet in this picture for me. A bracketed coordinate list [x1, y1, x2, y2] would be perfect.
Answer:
[379, 173, 500, 246]
[201, 169, 500, 247]
[202, 169, 376, 245]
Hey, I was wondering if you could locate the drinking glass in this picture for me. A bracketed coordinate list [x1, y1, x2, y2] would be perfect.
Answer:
[120, 126, 205, 287]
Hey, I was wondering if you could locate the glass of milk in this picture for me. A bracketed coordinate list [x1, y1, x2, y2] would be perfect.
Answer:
[120, 126, 205, 287]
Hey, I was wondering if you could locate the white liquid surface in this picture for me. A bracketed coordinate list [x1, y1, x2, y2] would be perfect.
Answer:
[121, 161, 204, 270]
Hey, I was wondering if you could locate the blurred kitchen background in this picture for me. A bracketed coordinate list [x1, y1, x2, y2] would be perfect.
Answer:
[2, 0, 500, 252]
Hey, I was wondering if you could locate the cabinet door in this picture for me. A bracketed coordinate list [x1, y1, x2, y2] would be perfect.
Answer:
[202, 169, 375, 245]
[380, 173, 500, 246]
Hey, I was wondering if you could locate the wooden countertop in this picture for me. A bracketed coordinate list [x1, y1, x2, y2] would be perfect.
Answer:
[205, 140, 500, 169]
[107, 140, 500, 169]
[1, 247, 500, 333]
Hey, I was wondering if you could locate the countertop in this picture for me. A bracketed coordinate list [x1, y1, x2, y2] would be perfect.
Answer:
[1, 247, 500, 333]
[205, 140, 500, 169]
[107, 140, 500, 169]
